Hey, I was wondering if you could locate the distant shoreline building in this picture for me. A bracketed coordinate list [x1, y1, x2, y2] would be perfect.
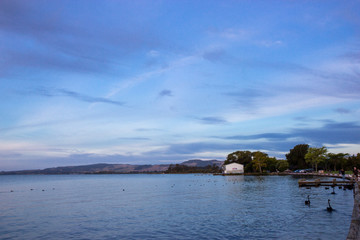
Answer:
[222, 163, 244, 174]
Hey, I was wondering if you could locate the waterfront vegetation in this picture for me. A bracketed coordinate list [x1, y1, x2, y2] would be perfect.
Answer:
[163, 143, 360, 174]
[221, 144, 360, 174]
[165, 164, 221, 174]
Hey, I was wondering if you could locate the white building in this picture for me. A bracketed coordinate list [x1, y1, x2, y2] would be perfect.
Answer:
[223, 163, 244, 174]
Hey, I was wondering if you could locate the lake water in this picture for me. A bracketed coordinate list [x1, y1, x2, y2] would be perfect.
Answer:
[0, 174, 354, 239]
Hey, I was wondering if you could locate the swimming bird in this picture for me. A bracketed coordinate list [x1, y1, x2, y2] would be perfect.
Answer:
[305, 195, 310, 205]
[327, 199, 333, 212]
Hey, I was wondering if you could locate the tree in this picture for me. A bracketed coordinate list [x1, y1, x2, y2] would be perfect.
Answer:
[224, 151, 252, 166]
[286, 144, 309, 170]
[328, 153, 348, 171]
[165, 164, 221, 173]
[252, 151, 268, 173]
[244, 161, 254, 173]
[277, 160, 289, 172]
[265, 157, 278, 172]
[305, 146, 327, 172]
[322, 155, 331, 172]
[347, 154, 360, 170]
[339, 153, 349, 170]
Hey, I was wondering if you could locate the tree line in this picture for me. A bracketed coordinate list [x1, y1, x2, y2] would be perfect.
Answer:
[224, 150, 289, 173]
[225, 144, 360, 173]
[165, 164, 222, 174]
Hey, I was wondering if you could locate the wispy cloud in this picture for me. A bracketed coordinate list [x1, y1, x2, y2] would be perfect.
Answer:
[149, 142, 237, 156]
[292, 122, 360, 145]
[217, 28, 250, 41]
[107, 54, 198, 97]
[256, 40, 283, 47]
[135, 128, 165, 132]
[334, 108, 351, 114]
[23, 87, 125, 106]
[225, 133, 291, 141]
[220, 121, 360, 145]
[116, 137, 150, 141]
[202, 48, 228, 63]
[199, 117, 227, 125]
[158, 89, 173, 97]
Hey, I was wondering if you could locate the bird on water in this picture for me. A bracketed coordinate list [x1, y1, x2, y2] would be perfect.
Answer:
[305, 195, 310, 205]
[327, 199, 333, 212]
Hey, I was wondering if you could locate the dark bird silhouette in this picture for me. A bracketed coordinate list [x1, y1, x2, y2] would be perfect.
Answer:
[327, 199, 333, 212]
[305, 195, 310, 205]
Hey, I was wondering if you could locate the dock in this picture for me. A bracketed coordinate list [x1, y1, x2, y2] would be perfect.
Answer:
[298, 178, 354, 189]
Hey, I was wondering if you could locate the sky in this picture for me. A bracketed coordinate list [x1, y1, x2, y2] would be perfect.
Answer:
[1, 0, 360, 171]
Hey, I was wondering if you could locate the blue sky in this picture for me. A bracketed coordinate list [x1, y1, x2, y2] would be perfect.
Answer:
[1, 0, 360, 170]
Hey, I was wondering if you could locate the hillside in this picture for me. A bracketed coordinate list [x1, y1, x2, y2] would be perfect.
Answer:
[181, 159, 223, 167]
[0, 160, 224, 175]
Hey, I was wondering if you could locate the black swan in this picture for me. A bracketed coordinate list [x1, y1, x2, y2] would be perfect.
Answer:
[327, 199, 333, 212]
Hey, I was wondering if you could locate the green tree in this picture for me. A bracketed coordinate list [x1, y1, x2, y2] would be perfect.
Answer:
[328, 153, 348, 171]
[244, 161, 254, 173]
[322, 155, 331, 172]
[224, 151, 252, 166]
[277, 160, 289, 172]
[286, 144, 309, 170]
[347, 153, 360, 170]
[252, 151, 268, 173]
[265, 157, 278, 172]
[339, 154, 349, 170]
[305, 146, 327, 172]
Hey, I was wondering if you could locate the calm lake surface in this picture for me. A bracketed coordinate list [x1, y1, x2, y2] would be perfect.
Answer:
[0, 174, 354, 239]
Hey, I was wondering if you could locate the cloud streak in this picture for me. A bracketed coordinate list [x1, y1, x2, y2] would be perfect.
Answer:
[158, 89, 173, 97]
[24, 87, 125, 106]
[221, 122, 360, 145]
[199, 117, 228, 125]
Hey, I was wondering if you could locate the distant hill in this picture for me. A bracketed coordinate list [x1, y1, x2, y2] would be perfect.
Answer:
[181, 159, 223, 167]
[0, 159, 224, 175]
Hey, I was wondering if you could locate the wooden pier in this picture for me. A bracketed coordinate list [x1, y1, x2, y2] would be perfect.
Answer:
[298, 178, 355, 188]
